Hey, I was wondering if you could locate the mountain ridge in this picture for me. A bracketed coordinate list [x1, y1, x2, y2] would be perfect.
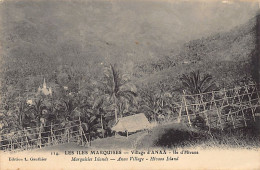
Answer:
[135, 13, 259, 91]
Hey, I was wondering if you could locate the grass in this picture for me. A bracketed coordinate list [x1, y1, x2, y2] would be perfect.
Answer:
[137, 117, 260, 149]
[136, 123, 207, 149]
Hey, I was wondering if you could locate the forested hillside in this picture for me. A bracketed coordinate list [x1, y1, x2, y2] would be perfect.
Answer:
[135, 13, 259, 92]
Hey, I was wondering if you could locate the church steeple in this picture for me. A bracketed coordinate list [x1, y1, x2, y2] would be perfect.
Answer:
[43, 78, 47, 89]
[38, 77, 52, 96]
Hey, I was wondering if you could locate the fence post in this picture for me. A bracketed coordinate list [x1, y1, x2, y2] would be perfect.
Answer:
[255, 84, 260, 99]
[183, 90, 192, 127]
[255, 84, 260, 111]
[50, 122, 56, 145]
[229, 111, 236, 129]
[26, 136, 29, 150]
[38, 127, 42, 148]
[20, 134, 24, 150]
[79, 117, 83, 145]
[51, 122, 53, 144]
[212, 92, 223, 130]
[199, 95, 210, 128]
[10, 137, 13, 151]
[223, 88, 229, 106]
[67, 124, 70, 143]
[177, 101, 183, 123]
[235, 87, 247, 127]
[245, 85, 256, 122]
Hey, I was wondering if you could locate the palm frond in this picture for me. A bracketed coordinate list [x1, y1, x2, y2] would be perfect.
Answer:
[92, 97, 104, 109]
[139, 105, 153, 112]
[110, 64, 120, 93]
[117, 90, 137, 97]
[202, 81, 217, 93]
[89, 116, 97, 124]
[181, 70, 216, 94]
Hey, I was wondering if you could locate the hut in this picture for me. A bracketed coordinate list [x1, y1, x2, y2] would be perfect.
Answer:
[111, 113, 152, 137]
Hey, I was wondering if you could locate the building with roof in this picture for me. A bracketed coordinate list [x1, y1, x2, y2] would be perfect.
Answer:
[111, 113, 153, 137]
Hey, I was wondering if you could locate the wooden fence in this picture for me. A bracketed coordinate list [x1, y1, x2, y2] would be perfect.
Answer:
[0, 118, 89, 152]
[178, 84, 260, 130]
[1, 84, 260, 152]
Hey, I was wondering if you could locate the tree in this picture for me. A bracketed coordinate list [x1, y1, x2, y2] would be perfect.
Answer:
[139, 89, 173, 122]
[180, 70, 216, 94]
[16, 100, 28, 127]
[180, 70, 217, 127]
[27, 98, 45, 127]
[97, 64, 137, 122]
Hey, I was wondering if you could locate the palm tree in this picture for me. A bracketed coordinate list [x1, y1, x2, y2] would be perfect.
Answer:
[140, 89, 172, 122]
[180, 70, 217, 125]
[63, 98, 77, 120]
[27, 98, 44, 127]
[16, 100, 28, 127]
[180, 70, 216, 94]
[97, 64, 137, 122]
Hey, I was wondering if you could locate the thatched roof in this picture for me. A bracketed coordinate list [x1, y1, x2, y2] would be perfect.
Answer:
[111, 113, 152, 132]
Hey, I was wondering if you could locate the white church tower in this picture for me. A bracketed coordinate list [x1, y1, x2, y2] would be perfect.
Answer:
[38, 78, 52, 96]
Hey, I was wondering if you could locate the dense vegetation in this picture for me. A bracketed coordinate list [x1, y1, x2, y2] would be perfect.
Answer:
[0, 62, 188, 140]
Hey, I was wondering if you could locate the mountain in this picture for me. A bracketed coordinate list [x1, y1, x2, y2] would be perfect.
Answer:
[0, 0, 258, 75]
[0, 0, 258, 98]
[136, 13, 260, 91]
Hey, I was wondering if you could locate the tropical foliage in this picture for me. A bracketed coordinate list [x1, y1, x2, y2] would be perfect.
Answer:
[95, 64, 138, 122]
[180, 70, 217, 94]
[0, 63, 238, 142]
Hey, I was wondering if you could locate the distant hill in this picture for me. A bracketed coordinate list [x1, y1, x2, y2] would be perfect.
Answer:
[0, 0, 258, 98]
[0, 0, 258, 76]
[135, 13, 259, 91]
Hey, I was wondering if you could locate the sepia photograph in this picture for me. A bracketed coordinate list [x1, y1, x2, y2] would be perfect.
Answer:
[0, 0, 259, 169]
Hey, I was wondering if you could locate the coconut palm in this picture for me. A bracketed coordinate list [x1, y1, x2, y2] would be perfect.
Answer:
[180, 70, 217, 126]
[180, 70, 216, 94]
[140, 89, 173, 122]
[96, 64, 137, 122]
[16, 100, 28, 127]
[26, 98, 44, 127]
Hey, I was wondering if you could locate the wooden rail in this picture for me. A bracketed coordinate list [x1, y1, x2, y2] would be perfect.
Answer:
[178, 83, 260, 130]
[0, 117, 89, 152]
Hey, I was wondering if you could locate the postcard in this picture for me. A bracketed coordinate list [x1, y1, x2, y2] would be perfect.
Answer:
[0, 0, 259, 169]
